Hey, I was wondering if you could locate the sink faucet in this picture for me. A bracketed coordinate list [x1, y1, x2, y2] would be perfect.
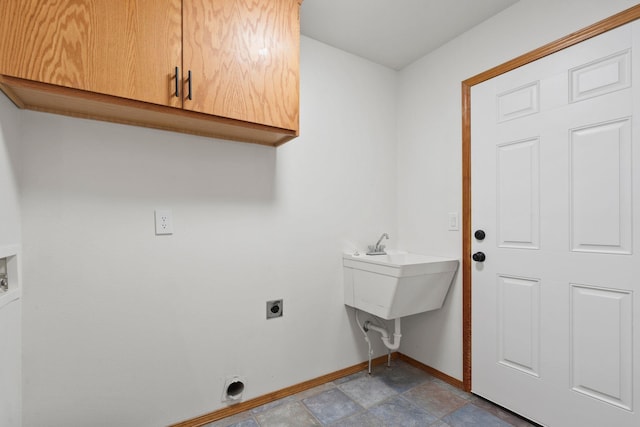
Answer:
[367, 233, 389, 255]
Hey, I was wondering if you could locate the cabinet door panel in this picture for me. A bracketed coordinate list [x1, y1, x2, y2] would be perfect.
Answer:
[183, 0, 300, 131]
[0, 0, 182, 108]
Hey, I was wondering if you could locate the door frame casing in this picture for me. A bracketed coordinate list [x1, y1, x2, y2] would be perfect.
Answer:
[461, 4, 640, 392]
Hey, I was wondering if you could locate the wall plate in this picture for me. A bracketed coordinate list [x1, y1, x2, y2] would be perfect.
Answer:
[266, 299, 283, 319]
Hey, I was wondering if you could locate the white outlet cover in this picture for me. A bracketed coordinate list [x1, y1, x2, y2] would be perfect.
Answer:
[448, 212, 459, 231]
[155, 209, 173, 235]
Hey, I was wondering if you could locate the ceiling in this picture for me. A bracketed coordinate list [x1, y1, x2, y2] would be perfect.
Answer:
[300, 0, 519, 70]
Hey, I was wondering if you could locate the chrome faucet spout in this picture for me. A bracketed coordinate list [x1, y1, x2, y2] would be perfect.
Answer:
[367, 233, 389, 255]
[375, 233, 389, 248]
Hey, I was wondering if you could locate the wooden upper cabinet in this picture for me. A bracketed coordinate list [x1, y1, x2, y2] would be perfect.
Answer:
[0, 0, 301, 145]
[183, 0, 300, 132]
[0, 0, 183, 108]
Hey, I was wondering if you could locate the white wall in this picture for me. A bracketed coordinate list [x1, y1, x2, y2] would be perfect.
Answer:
[0, 90, 22, 425]
[10, 1, 640, 424]
[17, 36, 397, 426]
[396, 0, 638, 380]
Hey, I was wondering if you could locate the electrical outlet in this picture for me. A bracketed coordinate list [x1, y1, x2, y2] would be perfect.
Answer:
[155, 209, 173, 235]
[266, 299, 283, 319]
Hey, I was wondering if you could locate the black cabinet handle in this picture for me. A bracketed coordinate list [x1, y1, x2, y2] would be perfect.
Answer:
[187, 70, 192, 100]
[174, 66, 180, 98]
[472, 252, 486, 262]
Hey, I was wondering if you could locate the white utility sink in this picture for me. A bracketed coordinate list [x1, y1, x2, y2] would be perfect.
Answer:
[343, 251, 459, 320]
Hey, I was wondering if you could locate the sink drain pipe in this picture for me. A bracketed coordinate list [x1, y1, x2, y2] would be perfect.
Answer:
[356, 311, 401, 374]
[365, 318, 402, 351]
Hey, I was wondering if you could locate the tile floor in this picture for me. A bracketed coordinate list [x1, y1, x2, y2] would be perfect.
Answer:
[205, 359, 539, 427]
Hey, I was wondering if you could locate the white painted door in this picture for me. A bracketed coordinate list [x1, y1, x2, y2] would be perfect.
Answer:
[471, 21, 640, 427]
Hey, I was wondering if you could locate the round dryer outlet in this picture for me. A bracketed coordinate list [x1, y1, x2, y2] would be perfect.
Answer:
[266, 299, 283, 319]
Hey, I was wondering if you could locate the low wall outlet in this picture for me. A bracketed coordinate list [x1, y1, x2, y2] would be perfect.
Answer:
[266, 299, 283, 319]
[155, 209, 173, 235]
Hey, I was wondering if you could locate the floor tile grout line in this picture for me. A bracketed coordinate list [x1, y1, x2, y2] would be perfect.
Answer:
[299, 400, 323, 426]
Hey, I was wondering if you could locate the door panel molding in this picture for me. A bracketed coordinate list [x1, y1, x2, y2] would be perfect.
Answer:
[497, 275, 541, 377]
[497, 137, 540, 249]
[461, 4, 640, 392]
[570, 283, 633, 410]
[570, 118, 632, 254]
[497, 81, 540, 122]
[569, 49, 631, 103]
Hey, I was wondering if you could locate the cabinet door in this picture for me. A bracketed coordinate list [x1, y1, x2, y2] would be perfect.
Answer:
[0, 0, 182, 108]
[183, 0, 300, 131]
